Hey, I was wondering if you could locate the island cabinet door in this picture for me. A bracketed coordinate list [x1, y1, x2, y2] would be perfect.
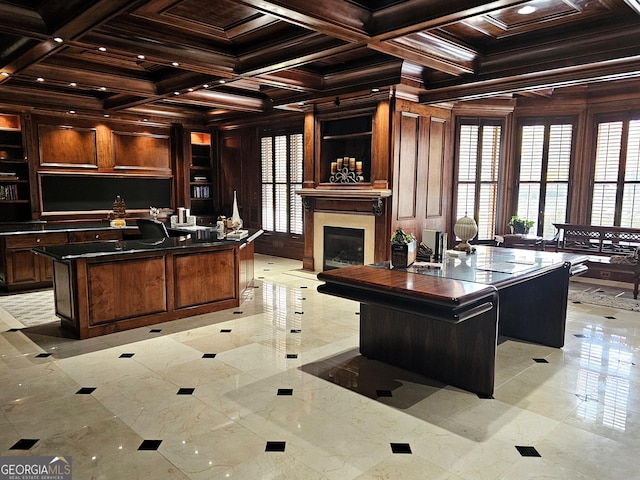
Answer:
[172, 248, 237, 309]
[9, 248, 39, 284]
[85, 255, 168, 325]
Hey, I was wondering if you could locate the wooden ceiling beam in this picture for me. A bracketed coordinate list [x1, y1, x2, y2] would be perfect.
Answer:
[0, 0, 145, 77]
[235, 0, 371, 42]
[419, 56, 640, 103]
[368, 0, 532, 39]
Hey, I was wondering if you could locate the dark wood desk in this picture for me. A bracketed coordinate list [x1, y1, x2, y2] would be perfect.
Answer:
[317, 247, 587, 396]
[33, 229, 262, 339]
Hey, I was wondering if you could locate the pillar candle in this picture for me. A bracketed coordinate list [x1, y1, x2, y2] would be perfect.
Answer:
[349, 157, 356, 170]
[331, 161, 337, 174]
[336, 158, 343, 170]
[356, 161, 363, 174]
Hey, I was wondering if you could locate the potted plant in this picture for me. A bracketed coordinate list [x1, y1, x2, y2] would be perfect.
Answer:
[391, 227, 417, 268]
[508, 215, 535, 234]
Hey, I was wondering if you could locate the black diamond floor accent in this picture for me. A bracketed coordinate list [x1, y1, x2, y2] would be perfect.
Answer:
[202, 353, 217, 358]
[258, 276, 264, 279]
[294, 311, 304, 314]
[220, 329, 232, 333]
[149, 329, 162, 333]
[177, 388, 195, 395]
[290, 329, 301, 333]
[605, 315, 616, 319]
[233, 311, 243, 314]
[533, 358, 549, 363]
[376, 389, 393, 397]
[76, 387, 96, 394]
[355, 312, 360, 315]
[277, 388, 293, 396]
[254, 285, 260, 288]
[7, 328, 23, 332]
[286, 353, 298, 359]
[390, 443, 412, 454]
[516, 445, 541, 457]
[574, 334, 588, 338]
[264, 269, 270, 271]
[138, 440, 162, 451]
[10, 439, 39, 450]
[572, 300, 582, 304]
[299, 297, 306, 300]
[120, 353, 135, 358]
[300, 286, 307, 289]
[265, 441, 286, 452]
[35, 353, 51, 358]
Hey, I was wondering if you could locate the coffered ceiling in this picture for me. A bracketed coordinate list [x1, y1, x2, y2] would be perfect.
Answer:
[1, 0, 639, 124]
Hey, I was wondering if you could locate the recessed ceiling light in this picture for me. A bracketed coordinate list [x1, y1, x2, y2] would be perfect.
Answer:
[219, 80, 225, 84]
[297, 101, 304, 106]
[103, 114, 110, 118]
[517, 5, 537, 14]
[172, 62, 179, 67]
[143, 118, 148, 122]
[188, 88, 193, 92]
[137, 54, 145, 60]
[69, 82, 77, 87]
[100, 86, 106, 91]
[202, 84, 209, 88]
[371, 88, 380, 92]
[98, 47, 106, 52]
[69, 110, 75, 114]
[53, 37, 63, 43]
[1, 72, 9, 77]
[36, 77, 44, 82]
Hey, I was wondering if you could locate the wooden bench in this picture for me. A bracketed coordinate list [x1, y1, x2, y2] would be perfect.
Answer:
[553, 223, 639, 299]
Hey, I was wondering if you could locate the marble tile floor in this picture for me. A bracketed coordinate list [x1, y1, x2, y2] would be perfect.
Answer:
[0, 255, 639, 479]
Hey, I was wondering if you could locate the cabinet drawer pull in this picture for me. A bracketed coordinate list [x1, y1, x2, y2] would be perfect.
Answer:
[36, 238, 41, 243]
[95, 234, 100, 239]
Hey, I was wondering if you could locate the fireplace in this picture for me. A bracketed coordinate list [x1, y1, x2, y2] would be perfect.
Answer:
[313, 211, 376, 272]
[323, 226, 364, 270]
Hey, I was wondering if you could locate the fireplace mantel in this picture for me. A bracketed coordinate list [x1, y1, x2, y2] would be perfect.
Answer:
[300, 188, 391, 271]
[297, 188, 392, 199]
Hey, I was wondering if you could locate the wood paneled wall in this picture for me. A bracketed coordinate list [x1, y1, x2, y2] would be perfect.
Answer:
[26, 114, 174, 220]
[391, 100, 452, 244]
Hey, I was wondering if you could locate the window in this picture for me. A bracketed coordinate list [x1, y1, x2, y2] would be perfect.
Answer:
[591, 114, 640, 228]
[455, 119, 503, 241]
[261, 131, 304, 235]
[515, 119, 575, 238]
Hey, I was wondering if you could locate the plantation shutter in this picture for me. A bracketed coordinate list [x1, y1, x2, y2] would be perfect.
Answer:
[260, 130, 304, 235]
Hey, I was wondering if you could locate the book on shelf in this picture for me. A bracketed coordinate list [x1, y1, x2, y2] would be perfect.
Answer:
[0, 172, 17, 177]
[192, 185, 211, 198]
[193, 176, 207, 181]
[0, 184, 18, 200]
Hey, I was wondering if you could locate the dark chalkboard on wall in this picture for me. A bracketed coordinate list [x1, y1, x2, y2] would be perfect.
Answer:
[40, 175, 172, 212]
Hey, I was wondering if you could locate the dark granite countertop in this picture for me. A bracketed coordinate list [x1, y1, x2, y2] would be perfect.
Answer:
[32, 228, 263, 261]
[0, 221, 138, 235]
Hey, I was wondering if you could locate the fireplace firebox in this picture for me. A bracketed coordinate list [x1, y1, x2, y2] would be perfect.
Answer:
[323, 226, 365, 270]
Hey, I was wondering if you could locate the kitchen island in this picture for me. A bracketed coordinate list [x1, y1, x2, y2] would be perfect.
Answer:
[317, 246, 588, 396]
[33, 229, 262, 339]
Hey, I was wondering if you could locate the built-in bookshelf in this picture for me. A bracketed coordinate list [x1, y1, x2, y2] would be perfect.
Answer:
[320, 114, 372, 184]
[189, 131, 214, 217]
[0, 114, 31, 222]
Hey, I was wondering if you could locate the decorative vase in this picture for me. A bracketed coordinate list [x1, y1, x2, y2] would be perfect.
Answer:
[453, 214, 478, 252]
[231, 190, 242, 231]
